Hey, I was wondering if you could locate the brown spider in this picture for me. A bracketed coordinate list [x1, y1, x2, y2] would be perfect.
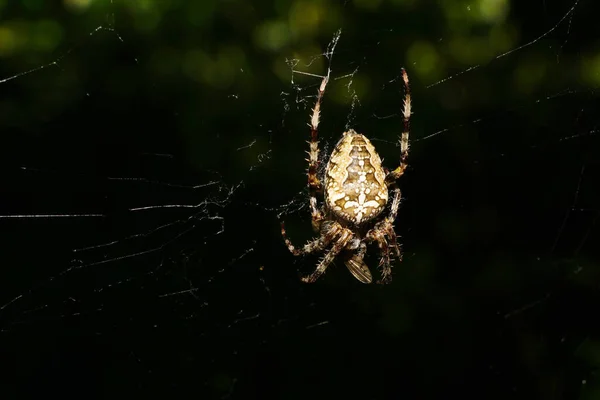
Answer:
[280, 69, 411, 284]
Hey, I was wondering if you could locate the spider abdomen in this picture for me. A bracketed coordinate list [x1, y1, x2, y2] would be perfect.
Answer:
[324, 129, 388, 225]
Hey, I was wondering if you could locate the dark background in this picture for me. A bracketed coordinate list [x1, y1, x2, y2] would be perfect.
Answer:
[1, 0, 599, 399]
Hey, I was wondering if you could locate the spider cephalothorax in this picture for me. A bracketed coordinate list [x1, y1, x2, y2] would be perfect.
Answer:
[281, 69, 411, 284]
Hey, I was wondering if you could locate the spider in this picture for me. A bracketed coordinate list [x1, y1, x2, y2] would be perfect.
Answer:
[280, 68, 411, 284]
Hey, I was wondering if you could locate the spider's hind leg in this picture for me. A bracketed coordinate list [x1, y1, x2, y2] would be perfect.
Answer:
[307, 76, 329, 232]
[383, 186, 403, 261]
[386, 68, 411, 184]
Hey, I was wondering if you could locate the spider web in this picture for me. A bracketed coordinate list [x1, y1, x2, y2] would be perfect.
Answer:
[1, 0, 599, 398]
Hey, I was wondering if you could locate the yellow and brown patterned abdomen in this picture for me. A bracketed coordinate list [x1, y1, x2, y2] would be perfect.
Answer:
[324, 129, 388, 225]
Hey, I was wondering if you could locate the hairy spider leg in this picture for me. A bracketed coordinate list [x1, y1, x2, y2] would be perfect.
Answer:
[386, 68, 411, 184]
[382, 185, 403, 260]
[362, 186, 403, 284]
[307, 76, 329, 232]
[280, 220, 341, 256]
[301, 228, 354, 283]
[366, 68, 411, 284]
[366, 227, 392, 284]
[365, 186, 402, 283]
[279, 75, 332, 259]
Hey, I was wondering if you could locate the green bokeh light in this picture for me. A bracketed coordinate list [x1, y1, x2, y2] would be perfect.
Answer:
[406, 40, 443, 80]
[254, 20, 291, 52]
[31, 19, 63, 52]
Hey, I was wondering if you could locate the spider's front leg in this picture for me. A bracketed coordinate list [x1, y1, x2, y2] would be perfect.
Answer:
[307, 76, 329, 232]
[366, 227, 393, 284]
[301, 227, 354, 283]
[280, 219, 340, 257]
[365, 187, 403, 283]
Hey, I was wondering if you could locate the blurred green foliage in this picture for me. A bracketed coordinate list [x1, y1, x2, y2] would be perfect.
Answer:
[1, 0, 597, 90]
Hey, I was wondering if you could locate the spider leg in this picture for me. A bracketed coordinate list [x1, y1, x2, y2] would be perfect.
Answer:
[301, 228, 353, 283]
[385, 186, 402, 225]
[366, 228, 393, 284]
[363, 185, 402, 280]
[307, 76, 329, 232]
[384, 186, 403, 260]
[384, 224, 402, 261]
[280, 220, 341, 256]
[377, 219, 401, 264]
[386, 68, 411, 185]
[343, 241, 373, 284]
